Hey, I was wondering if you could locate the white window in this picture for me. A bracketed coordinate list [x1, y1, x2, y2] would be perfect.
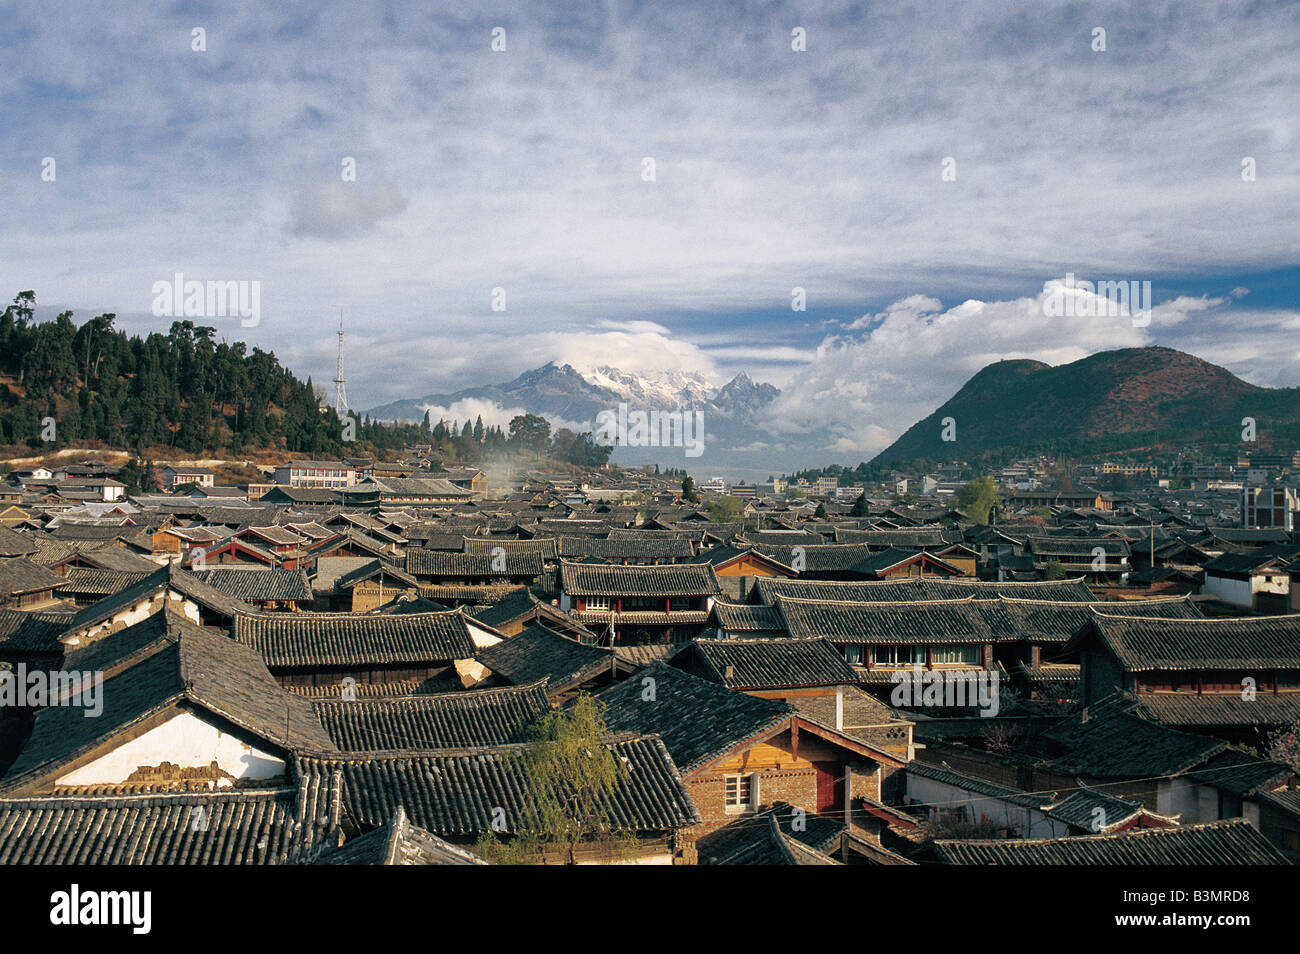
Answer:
[872, 645, 925, 666]
[932, 644, 980, 665]
[585, 596, 610, 610]
[843, 645, 862, 665]
[724, 773, 756, 813]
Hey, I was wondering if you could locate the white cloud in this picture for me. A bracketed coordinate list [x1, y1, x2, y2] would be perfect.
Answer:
[416, 398, 586, 435]
[765, 278, 1157, 451]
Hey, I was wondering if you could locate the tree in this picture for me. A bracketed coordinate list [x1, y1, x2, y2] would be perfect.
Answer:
[1265, 718, 1300, 773]
[849, 491, 869, 517]
[1043, 559, 1066, 580]
[708, 496, 744, 522]
[475, 693, 634, 865]
[814, 502, 828, 518]
[508, 413, 552, 457]
[681, 475, 699, 503]
[956, 476, 999, 525]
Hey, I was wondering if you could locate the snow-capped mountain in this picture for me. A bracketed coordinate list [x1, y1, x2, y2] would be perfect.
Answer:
[363, 361, 789, 477]
[579, 365, 718, 409]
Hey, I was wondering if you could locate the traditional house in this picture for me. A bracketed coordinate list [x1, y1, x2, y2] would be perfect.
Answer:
[775, 596, 998, 698]
[558, 562, 721, 644]
[1067, 612, 1300, 743]
[596, 662, 908, 837]
[0, 610, 336, 797]
[0, 558, 67, 610]
[161, 465, 215, 489]
[1200, 546, 1300, 611]
[404, 549, 545, 607]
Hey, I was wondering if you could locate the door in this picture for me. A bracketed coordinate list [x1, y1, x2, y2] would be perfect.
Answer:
[814, 762, 844, 815]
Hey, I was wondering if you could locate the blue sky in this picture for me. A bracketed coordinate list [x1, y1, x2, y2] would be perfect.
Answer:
[3, 0, 1298, 464]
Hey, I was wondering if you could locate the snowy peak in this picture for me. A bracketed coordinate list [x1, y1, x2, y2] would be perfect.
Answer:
[579, 365, 719, 408]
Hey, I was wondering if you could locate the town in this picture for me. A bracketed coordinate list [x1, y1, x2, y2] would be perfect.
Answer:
[0, 440, 1296, 866]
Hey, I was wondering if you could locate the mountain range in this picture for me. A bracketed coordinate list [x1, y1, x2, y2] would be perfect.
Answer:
[364, 363, 783, 476]
[365, 347, 1300, 478]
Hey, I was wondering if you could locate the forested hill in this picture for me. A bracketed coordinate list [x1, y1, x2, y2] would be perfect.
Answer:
[0, 290, 378, 457]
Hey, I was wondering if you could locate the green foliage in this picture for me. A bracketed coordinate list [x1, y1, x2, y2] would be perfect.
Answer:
[681, 475, 699, 503]
[956, 476, 999, 524]
[475, 694, 633, 865]
[0, 292, 348, 455]
[708, 496, 744, 521]
[849, 491, 869, 516]
[814, 502, 828, 518]
[508, 413, 552, 456]
[1043, 559, 1067, 580]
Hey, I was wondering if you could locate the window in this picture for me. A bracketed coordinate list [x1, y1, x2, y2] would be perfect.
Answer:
[724, 773, 756, 813]
[872, 645, 925, 666]
[843, 645, 862, 665]
[932, 645, 980, 665]
[585, 596, 610, 610]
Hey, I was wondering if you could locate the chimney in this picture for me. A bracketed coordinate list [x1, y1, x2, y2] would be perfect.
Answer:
[724, 664, 735, 681]
[835, 686, 844, 731]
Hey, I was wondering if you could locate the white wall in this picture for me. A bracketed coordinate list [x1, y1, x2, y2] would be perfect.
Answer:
[57, 711, 285, 787]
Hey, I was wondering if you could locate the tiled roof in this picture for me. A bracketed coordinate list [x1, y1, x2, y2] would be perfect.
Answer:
[1184, 748, 1294, 797]
[294, 733, 701, 836]
[312, 682, 550, 751]
[1084, 612, 1300, 671]
[190, 567, 313, 603]
[559, 561, 720, 597]
[0, 786, 333, 864]
[0, 608, 75, 657]
[231, 610, 477, 668]
[675, 637, 858, 689]
[595, 662, 793, 773]
[0, 557, 67, 598]
[752, 576, 1097, 604]
[462, 537, 559, 560]
[711, 602, 786, 633]
[832, 527, 961, 548]
[406, 549, 544, 577]
[777, 596, 993, 644]
[932, 819, 1288, 865]
[1040, 694, 1226, 778]
[314, 806, 488, 865]
[1126, 691, 1300, 729]
[476, 624, 616, 694]
[58, 567, 152, 596]
[698, 811, 841, 865]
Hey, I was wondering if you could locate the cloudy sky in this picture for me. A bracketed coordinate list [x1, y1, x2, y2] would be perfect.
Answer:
[4, 0, 1298, 468]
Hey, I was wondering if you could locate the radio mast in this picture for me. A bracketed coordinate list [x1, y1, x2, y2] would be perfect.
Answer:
[333, 309, 348, 415]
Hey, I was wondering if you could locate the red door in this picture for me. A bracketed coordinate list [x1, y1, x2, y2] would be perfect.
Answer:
[814, 762, 844, 815]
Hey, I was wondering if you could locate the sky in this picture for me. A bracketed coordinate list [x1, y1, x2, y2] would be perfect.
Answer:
[3, 0, 1298, 469]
